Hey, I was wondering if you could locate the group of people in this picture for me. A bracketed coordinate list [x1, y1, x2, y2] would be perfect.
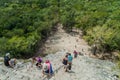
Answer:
[31, 57, 54, 77]
[4, 53, 16, 68]
[4, 53, 54, 77]
[62, 53, 72, 72]
[62, 50, 78, 72]
[3, 50, 78, 77]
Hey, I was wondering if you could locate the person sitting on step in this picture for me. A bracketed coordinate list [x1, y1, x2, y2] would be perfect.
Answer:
[4, 53, 11, 67]
[32, 57, 42, 68]
[9, 58, 16, 68]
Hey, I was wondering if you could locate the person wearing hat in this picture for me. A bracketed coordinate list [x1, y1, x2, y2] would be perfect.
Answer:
[4, 53, 11, 66]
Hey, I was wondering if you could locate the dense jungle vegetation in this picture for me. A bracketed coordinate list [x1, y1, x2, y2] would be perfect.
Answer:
[0, 0, 59, 57]
[60, 0, 120, 53]
[0, 0, 120, 57]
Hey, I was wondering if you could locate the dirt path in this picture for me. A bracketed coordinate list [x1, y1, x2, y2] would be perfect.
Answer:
[40, 24, 91, 55]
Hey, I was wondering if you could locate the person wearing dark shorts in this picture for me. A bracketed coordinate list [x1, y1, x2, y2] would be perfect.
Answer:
[62, 54, 68, 72]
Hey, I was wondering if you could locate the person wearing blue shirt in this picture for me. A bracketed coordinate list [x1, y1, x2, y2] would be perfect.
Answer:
[68, 53, 73, 63]
[67, 53, 73, 71]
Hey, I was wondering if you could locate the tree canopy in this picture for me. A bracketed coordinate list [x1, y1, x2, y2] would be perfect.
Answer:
[0, 0, 59, 57]
[60, 0, 120, 52]
[0, 0, 120, 57]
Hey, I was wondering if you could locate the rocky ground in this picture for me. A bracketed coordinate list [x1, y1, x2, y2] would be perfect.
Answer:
[38, 24, 91, 55]
[0, 50, 119, 80]
[0, 24, 119, 80]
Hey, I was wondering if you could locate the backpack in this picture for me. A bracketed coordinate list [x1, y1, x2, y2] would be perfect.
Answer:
[4, 56, 10, 66]
[62, 58, 67, 65]
[49, 63, 53, 74]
